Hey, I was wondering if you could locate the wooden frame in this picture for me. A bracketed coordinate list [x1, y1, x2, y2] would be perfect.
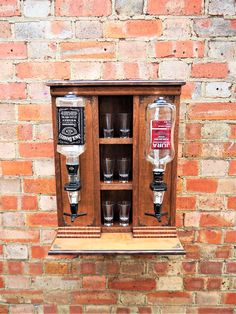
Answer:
[48, 80, 185, 255]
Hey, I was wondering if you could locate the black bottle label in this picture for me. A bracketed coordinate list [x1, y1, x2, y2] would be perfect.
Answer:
[57, 107, 85, 145]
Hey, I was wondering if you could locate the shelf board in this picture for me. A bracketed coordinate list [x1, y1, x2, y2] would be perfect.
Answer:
[102, 223, 132, 233]
[100, 181, 133, 190]
[99, 138, 133, 144]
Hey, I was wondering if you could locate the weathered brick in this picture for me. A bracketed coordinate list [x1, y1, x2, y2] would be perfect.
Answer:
[223, 142, 236, 157]
[0, 229, 39, 243]
[176, 196, 196, 210]
[186, 178, 217, 193]
[34, 124, 52, 141]
[34, 160, 54, 177]
[201, 160, 227, 176]
[147, 0, 202, 15]
[7, 261, 24, 275]
[202, 123, 229, 139]
[115, 0, 144, 16]
[2, 212, 25, 227]
[120, 293, 146, 306]
[19, 142, 54, 158]
[192, 62, 228, 78]
[188, 103, 236, 120]
[60, 41, 115, 59]
[227, 196, 236, 209]
[17, 124, 33, 141]
[0, 178, 21, 193]
[31, 246, 49, 258]
[16, 61, 70, 80]
[158, 277, 183, 291]
[56, 0, 111, 16]
[28, 42, 56, 59]
[184, 212, 201, 227]
[217, 178, 236, 193]
[0, 104, 15, 121]
[184, 278, 204, 291]
[185, 123, 202, 140]
[215, 246, 231, 258]
[71, 291, 117, 305]
[194, 18, 236, 37]
[4, 244, 28, 260]
[196, 292, 220, 305]
[0, 0, 20, 16]
[1, 160, 32, 176]
[0, 61, 14, 80]
[15, 21, 47, 39]
[23, 178, 56, 194]
[200, 213, 235, 227]
[10, 305, 35, 314]
[108, 278, 156, 291]
[46, 21, 73, 39]
[222, 293, 236, 305]
[82, 276, 106, 290]
[0, 83, 26, 100]
[208, 41, 236, 59]
[21, 195, 38, 210]
[147, 291, 192, 305]
[18, 104, 51, 122]
[159, 60, 190, 80]
[229, 160, 236, 175]
[205, 82, 231, 98]
[228, 61, 236, 79]
[0, 42, 27, 59]
[45, 262, 69, 275]
[206, 278, 222, 290]
[163, 18, 192, 39]
[27, 212, 57, 227]
[178, 159, 199, 176]
[118, 41, 146, 60]
[225, 231, 236, 243]
[75, 21, 102, 39]
[38, 195, 56, 211]
[198, 230, 222, 244]
[0, 124, 16, 141]
[71, 61, 101, 80]
[0, 195, 18, 210]
[0, 21, 11, 37]
[23, 0, 51, 17]
[6, 275, 31, 289]
[208, 0, 235, 15]
[155, 40, 204, 58]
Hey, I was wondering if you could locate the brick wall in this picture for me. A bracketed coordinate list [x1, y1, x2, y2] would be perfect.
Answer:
[0, 0, 236, 313]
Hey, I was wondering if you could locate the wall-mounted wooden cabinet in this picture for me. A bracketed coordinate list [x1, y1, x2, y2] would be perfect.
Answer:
[48, 80, 185, 255]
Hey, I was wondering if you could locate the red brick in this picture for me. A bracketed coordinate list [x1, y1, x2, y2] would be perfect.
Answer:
[176, 196, 196, 211]
[206, 278, 222, 290]
[16, 62, 70, 80]
[71, 291, 117, 305]
[19, 142, 54, 158]
[0, 0, 20, 16]
[31, 246, 49, 258]
[106, 262, 120, 274]
[147, 0, 202, 15]
[70, 306, 83, 314]
[181, 82, 197, 100]
[44, 305, 57, 314]
[192, 62, 228, 78]
[0, 21, 11, 37]
[178, 230, 195, 243]
[82, 276, 106, 290]
[0, 42, 27, 59]
[0, 83, 26, 100]
[55, 0, 111, 16]
[21, 195, 38, 210]
[60, 42, 115, 59]
[17, 124, 33, 141]
[199, 262, 222, 274]
[199, 308, 233, 314]
[229, 160, 236, 175]
[185, 123, 202, 140]
[0, 305, 8, 314]
[104, 20, 162, 38]
[27, 212, 57, 227]
[28, 263, 43, 275]
[7, 261, 23, 275]
[18, 104, 52, 122]
[117, 308, 130, 314]
[215, 246, 231, 258]
[108, 278, 156, 291]
[153, 262, 168, 275]
[155, 41, 204, 58]
[178, 160, 198, 176]
[200, 213, 234, 227]
[186, 179, 217, 193]
[45, 262, 69, 274]
[1, 160, 32, 176]
[230, 125, 236, 138]
[185, 142, 202, 158]
[223, 293, 236, 305]
[80, 262, 96, 275]
[23, 178, 55, 194]
[184, 278, 204, 290]
[188, 103, 236, 120]
[226, 262, 236, 273]
[225, 231, 236, 243]
[223, 142, 236, 157]
[147, 291, 192, 305]
[138, 307, 152, 314]
[182, 262, 196, 275]
[197, 230, 222, 244]
[0, 196, 18, 210]
[227, 197, 236, 210]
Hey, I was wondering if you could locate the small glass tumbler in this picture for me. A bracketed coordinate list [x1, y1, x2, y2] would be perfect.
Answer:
[102, 201, 114, 226]
[102, 113, 114, 138]
[117, 158, 130, 183]
[118, 113, 131, 138]
[118, 201, 131, 227]
[103, 158, 115, 183]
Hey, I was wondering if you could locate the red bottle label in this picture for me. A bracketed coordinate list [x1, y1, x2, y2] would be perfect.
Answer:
[151, 120, 171, 149]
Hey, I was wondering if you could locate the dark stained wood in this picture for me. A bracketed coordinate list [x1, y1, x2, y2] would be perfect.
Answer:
[47, 80, 186, 87]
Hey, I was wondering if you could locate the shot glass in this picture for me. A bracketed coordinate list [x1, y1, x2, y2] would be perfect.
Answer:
[118, 113, 131, 138]
[102, 201, 114, 226]
[102, 113, 114, 138]
[103, 158, 115, 183]
[117, 158, 130, 183]
[118, 201, 131, 227]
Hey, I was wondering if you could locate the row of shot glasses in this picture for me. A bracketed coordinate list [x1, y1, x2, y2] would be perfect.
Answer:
[102, 113, 131, 138]
[102, 200, 131, 227]
[103, 157, 130, 183]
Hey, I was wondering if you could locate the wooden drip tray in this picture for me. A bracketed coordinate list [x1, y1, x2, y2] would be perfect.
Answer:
[49, 229, 185, 255]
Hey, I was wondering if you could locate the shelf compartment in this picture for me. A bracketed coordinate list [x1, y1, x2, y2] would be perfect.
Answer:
[100, 181, 132, 190]
[99, 138, 133, 145]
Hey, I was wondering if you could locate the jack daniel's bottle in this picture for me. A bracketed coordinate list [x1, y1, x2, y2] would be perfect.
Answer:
[56, 92, 86, 222]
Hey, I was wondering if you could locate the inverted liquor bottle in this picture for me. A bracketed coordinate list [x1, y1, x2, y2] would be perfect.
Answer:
[145, 97, 176, 222]
[56, 92, 86, 222]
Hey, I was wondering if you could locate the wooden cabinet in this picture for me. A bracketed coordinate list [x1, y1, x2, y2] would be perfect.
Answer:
[48, 80, 185, 254]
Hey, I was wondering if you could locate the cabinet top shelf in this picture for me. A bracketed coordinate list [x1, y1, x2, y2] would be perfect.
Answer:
[47, 80, 186, 87]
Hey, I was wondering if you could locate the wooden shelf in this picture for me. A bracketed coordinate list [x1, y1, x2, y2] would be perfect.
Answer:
[102, 223, 132, 233]
[100, 181, 133, 190]
[99, 138, 133, 144]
